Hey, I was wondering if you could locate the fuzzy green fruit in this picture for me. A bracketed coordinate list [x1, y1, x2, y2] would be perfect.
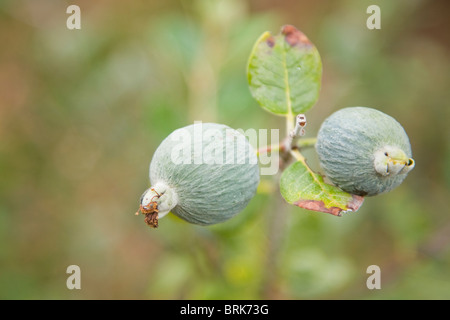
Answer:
[137, 123, 260, 227]
[316, 107, 415, 196]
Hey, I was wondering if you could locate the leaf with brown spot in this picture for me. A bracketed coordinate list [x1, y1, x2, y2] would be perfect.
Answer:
[247, 25, 322, 115]
[282, 25, 312, 47]
[280, 161, 364, 216]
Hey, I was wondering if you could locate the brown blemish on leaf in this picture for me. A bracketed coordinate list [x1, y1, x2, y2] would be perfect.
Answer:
[281, 25, 311, 47]
[293, 200, 342, 216]
[348, 194, 365, 211]
[266, 35, 275, 48]
[293, 194, 364, 217]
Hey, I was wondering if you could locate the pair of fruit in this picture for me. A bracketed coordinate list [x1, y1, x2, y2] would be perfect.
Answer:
[136, 107, 414, 227]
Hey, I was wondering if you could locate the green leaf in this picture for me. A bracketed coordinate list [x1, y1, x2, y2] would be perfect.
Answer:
[280, 161, 364, 216]
[247, 25, 322, 116]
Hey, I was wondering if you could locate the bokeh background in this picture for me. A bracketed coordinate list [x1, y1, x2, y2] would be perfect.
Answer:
[1, 0, 449, 299]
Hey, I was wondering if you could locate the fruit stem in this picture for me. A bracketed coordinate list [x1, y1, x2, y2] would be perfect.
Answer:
[256, 137, 316, 157]
[297, 137, 317, 149]
[290, 148, 306, 163]
[286, 112, 295, 134]
[284, 114, 307, 153]
[256, 144, 282, 156]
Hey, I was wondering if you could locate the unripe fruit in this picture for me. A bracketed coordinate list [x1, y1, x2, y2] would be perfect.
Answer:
[316, 107, 415, 196]
[137, 123, 260, 227]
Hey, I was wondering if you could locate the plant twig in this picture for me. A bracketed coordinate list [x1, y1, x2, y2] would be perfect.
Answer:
[260, 172, 289, 299]
[296, 137, 317, 150]
[257, 115, 314, 157]
[257, 138, 316, 157]
[286, 112, 295, 134]
[283, 114, 307, 153]
[256, 144, 283, 156]
[290, 148, 306, 163]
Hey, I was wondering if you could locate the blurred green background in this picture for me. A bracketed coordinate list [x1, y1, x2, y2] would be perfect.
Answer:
[1, 0, 449, 299]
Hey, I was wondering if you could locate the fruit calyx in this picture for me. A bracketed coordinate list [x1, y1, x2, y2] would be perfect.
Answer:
[135, 182, 178, 228]
[373, 146, 415, 177]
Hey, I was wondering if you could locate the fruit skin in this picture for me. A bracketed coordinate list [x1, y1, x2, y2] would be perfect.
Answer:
[145, 122, 260, 226]
[315, 107, 415, 196]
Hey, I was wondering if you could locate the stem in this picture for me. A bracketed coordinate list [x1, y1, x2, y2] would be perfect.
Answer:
[290, 148, 306, 163]
[258, 115, 313, 297]
[297, 137, 317, 149]
[286, 112, 295, 134]
[256, 138, 316, 157]
[260, 181, 289, 299]
[284, 114, 307, 153]
[256, 144, 283, 156]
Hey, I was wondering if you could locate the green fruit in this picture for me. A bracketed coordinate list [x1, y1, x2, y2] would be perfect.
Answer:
[137, 123, 260, 227]
[315, 107, 415, 196]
